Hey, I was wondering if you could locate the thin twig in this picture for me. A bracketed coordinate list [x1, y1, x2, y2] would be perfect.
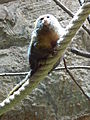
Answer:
[82, 24, 90, 35]
[71, 48, 90, 58]
[53, 0, 90, 35]
[63, 58, 90, 101]
[55, 66, 90, 71]
[0, 66, 90, 76]
[0, 72, 28, 76]
[53, 0, 74, 17]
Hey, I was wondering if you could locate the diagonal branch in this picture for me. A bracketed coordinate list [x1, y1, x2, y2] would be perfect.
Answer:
[71, 48, 90, 58]
[53, 0, 90, 35]
[82, 24, 90, 35]
[53, 0, 74, 17]
[63, 58, 90, 101]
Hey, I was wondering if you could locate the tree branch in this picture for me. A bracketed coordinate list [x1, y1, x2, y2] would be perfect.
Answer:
[71, 48, 90, 58]
[0, 0, 16, 4]
[0, 72, 28, 76]
[53, 0, 74, 17]
[53, 0, 90, 35]
[55, 65, 90, 71]
[82, 24, 90, 35]
[63, 58, 90, 101]
[0, 66, 90, 76]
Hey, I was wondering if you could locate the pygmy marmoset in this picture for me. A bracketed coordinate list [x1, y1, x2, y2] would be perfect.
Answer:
[28, 14, 64, 75]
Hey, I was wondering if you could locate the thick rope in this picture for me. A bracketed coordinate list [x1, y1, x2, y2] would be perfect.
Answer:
[0, 2, 90, 116]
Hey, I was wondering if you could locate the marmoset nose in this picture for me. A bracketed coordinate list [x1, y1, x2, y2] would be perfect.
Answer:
[43, 20, 48, 26]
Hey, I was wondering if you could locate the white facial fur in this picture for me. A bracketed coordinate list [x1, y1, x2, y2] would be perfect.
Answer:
[35, 14, 65, 36]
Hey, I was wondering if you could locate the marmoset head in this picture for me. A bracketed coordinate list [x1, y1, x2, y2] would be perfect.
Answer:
[34, 14, 64, 35]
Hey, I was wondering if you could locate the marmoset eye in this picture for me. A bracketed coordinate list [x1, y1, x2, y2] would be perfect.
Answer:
[47, 16, 49, 18]
[40, 17, 44, 20]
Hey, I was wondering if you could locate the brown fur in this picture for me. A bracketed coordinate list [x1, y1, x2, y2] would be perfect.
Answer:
[37, 28, 59, 50]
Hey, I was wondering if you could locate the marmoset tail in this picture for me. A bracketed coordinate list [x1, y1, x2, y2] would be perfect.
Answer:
[28, 14, 64, 75]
